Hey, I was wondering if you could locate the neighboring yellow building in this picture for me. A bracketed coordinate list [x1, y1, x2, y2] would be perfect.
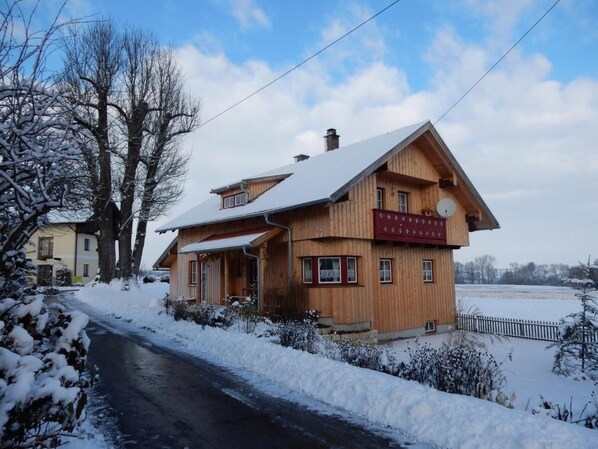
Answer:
[26, 216, 98, 286]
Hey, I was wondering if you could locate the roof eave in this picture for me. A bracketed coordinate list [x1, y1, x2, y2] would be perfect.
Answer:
[158, 198, 332, 233]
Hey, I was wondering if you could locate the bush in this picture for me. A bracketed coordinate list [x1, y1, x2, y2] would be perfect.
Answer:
[0, 296, 90, 448]
[335, 339, 400, 375]
[228, 298, 262, 334]
[164, 296, 234, 329]
[278, 319, 321, 354]
[398, 341, 507, 400]
[55, 267, 72, 287]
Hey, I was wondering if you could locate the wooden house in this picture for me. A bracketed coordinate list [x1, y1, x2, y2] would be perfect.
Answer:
[155, 121, 498, 340]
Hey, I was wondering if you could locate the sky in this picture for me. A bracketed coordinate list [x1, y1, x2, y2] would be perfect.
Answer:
[29, 0, 598, 269]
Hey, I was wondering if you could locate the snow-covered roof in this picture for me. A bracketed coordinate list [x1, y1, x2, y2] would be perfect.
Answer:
[46, 209, 92, 225]
[179, 231, 270, 254]
[157, 121, 429, 232]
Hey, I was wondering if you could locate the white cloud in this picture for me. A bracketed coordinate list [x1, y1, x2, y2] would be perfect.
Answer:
[227, 0, 270, 30]
[143, 5, 598, 270]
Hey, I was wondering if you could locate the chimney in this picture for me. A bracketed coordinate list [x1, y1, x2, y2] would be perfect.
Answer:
[324, 128, 340, 151]
[294, 154, 310, 163]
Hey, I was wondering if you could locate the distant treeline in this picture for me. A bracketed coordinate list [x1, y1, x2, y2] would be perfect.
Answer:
[455, 255, 598, 285]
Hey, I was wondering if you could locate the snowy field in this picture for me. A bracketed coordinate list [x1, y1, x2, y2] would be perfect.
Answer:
[61, 282, 597, 449]
[456, 284, 580, 321]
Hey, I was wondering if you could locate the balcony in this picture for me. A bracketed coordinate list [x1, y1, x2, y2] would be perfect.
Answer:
[373, 209, 447, 245]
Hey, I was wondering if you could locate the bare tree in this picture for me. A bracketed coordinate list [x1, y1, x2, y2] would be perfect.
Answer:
[474, 255, 497, 284]
[0, 0, 85, 295]
[132, 48, 199, 275]
[61, 20, 121, 283]
[61, 22, 199, 283]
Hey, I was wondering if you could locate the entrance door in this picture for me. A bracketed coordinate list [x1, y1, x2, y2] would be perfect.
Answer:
[200, 260, 221, 304]
[200, 262, 208, 303]
[38, 265, 53, 286]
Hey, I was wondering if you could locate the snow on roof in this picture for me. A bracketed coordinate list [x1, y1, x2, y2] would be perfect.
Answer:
[179, 231, 269, 254]
[46, 209, 92, 225]
[157, 121, 429, 232]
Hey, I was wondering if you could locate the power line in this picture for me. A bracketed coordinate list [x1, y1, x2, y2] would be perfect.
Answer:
[198, 0, 403, 129]
[434, 0, 561, 125]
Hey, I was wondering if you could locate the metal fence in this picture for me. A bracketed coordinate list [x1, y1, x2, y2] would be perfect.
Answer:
[456, 314, 598, 342]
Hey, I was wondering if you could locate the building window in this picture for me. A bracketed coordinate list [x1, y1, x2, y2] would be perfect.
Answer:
[235, 192, 247, 206]
[376, 188, 384, 210]
[84, 237, 90, 251]
[424, 320, 436, 333]
[189, 260, 198, 284]
[223, 192, 248, 209]
[223, 196, 235, 208]
[37, 237, 54, 259]
[318, 257, 341, 284]
[302, 258, 313, 284]
[347, 257, 357, 283]
[83, 264, 89, 277]
[380, 259, 392, 284]
[398, 192, 408, 213]
[423, 259, 434, 283]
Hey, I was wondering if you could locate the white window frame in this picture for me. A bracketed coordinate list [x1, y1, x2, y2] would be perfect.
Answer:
[84, 237, 90, 251]
[235, 192, 247, 206]
[302, 258, 313, 284]
[376, 188, 384, 210]
[190, 260, 198, 285]
[318, 257, 342, 284]
[347, 257, 357, 283]
[380, 259, 392, 284]
[223, 195, 235, 208]
[425, 320, 436, 333]
[83, 263, 89, 277]
[398, 192, 408, 213]
[423, 259, 434, 283]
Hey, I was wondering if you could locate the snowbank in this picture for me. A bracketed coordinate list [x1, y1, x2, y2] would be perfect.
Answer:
[73, 284, 597, 449]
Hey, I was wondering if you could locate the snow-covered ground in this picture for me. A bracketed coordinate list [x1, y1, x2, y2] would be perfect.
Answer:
[65, 282, 597, 449]
[456, 284, 579, 321]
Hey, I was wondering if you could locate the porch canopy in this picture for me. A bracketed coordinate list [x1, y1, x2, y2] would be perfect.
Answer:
[179, 228, 279, 254]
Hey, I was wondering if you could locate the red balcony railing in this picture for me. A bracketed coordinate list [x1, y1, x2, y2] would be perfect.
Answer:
[373, 209, 447, 245]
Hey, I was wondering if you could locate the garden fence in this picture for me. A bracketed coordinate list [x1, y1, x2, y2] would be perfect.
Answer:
[456, 314, 598, 342]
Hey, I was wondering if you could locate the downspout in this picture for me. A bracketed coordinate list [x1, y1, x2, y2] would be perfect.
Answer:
[73, 227, 78, 279]
[264, 214, 292, 288]
[242, 246, 260, 309]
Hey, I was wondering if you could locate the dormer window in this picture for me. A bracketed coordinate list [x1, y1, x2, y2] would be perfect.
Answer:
[223, 192, 248, 209]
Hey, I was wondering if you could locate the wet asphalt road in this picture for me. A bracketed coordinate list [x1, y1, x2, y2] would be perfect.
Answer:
[69, 298, 422, 449]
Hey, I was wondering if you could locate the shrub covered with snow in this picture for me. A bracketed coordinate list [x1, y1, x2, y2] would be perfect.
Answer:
[0, 295, 90, 448]
[278, 320, 321, 354]
[398, 340, 508, 401]
[55, 268, 72, 287]
[333, 339, 400, 375]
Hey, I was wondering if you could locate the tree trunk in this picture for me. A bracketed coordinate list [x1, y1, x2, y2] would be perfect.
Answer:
[118, 102, 149, 281]
[96, 94, 117, 283]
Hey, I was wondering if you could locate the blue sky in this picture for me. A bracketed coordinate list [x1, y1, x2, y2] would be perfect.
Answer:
[28, 0, 598, 268]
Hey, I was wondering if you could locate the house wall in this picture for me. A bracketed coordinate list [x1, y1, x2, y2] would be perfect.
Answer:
[27, 224, 98, 285]
[328, 142, 470, 247]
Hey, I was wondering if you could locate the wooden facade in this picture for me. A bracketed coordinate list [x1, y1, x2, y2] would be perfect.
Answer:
[156, 125, 497, 339]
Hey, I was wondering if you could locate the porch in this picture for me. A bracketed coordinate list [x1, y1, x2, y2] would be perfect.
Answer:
[178, 228, 284, 309]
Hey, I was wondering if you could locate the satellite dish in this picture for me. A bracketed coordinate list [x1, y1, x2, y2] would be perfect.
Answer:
[436, 198, 456, 218]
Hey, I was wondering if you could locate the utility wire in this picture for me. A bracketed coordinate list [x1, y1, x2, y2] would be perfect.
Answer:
[198, 0, 403, 129]
[434, 0, 561, 125]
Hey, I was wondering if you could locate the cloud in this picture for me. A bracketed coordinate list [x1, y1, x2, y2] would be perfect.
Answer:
[143, 3, 598, 269]
[227, 0, 270, 30]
